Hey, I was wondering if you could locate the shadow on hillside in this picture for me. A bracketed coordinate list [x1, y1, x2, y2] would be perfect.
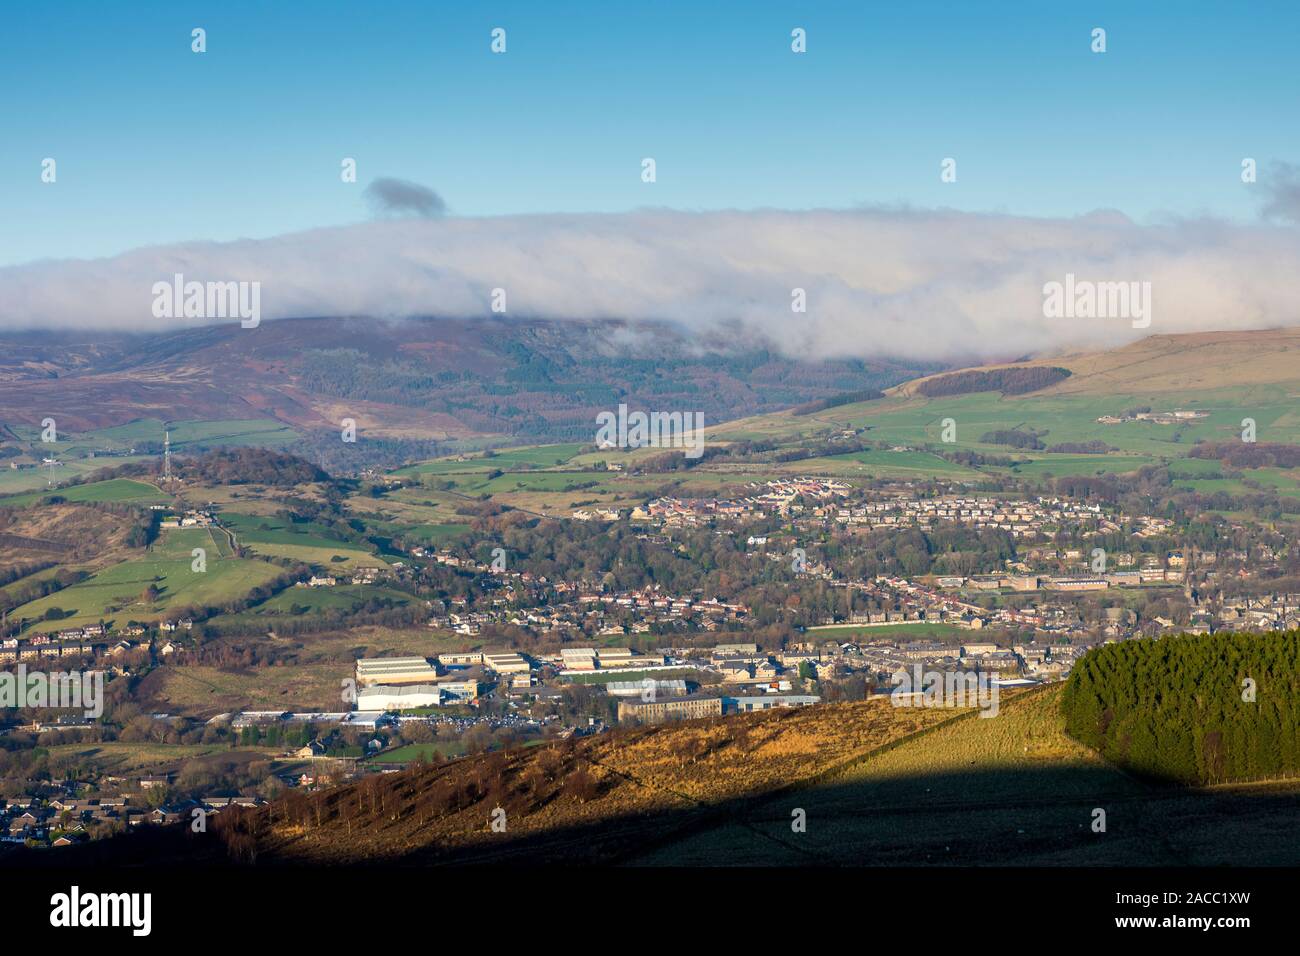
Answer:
[13, 762, 1300, 869]
[380, 762, 1300, 867]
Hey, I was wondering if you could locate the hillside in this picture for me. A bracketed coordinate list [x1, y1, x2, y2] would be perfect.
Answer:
[0, 502, 146, 572]
[0, 318, 932, 442]
[891, 328, 1300, 399]
[709, 328, 1300, 481]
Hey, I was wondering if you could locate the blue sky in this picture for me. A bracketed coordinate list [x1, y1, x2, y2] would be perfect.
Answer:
[2, 0, 1297, 266]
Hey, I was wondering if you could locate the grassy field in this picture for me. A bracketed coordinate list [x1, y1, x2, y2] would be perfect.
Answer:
[208, 584, 415, 629]
[369, 742, 467, 763]
[999, 453, 1159, 479]
[1171, 467, 1300, 498]
[151, 527, 235, 560]
[6, 418, 298, 455]
[392, 374, 1299, 496]
[387, 473, 676, 516]
[243, 541, 385, 569]
[781, 448, 982, 480]
[0, 477, 166, 507]
[9, 541, 282, 630]
[134, 663, 347, 714]
[45, 741, 282, 776]
[393, 443, 587, 477]
[257, 584, 412, 613]
[220, 512, 386, 568]
[222, 512, 352, 546]
[258, 625, 479, 662]
[0, 457, 157, 495]
[703, 357, 1300, 486]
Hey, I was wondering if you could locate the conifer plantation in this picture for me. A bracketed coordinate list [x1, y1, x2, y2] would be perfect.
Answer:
[1061, 631, 1300, 784]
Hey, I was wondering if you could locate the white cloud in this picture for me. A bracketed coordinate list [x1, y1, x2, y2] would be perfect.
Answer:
[2, 207, 1297, 363]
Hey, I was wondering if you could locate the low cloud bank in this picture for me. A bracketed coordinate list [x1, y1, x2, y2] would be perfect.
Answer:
[2, 206, 1297, 362]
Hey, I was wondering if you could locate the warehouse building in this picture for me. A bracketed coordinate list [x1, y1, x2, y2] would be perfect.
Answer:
[560, 647, 598, 671]
[482, 651, 531, 674]
[438, 651, 483, 667]
[355, 657, 439, 686]
[595, 647, 664, 668]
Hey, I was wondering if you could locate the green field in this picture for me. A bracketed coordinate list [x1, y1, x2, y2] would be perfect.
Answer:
[373, 380, 1300, 500]
[6, 417, 298, 455]
[999, 454, 1159, 479]
[1171, 466, 1300, 498]
[741, 386, 1300, 454]
[0, 566, 65, 609]
[789, 449, 983, 480]
[152, 527, 236, 560]
[0, 477, 167, 508]
[0, 457, 158, 495]
[711, 383, 1300, 478]
[0, 418, 298, 496]
[219, 512, 386, 568]
[368, 742, 467, 763]
[244, 541, 386, 569]
[394, 443, 587, 477]
[9, 539, 283, 630]
[223, 512, 353, 547]
[215, 583, 413, 623]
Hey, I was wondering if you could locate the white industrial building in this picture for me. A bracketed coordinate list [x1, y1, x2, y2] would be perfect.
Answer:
[606, 679, 688, 698]
[356, 684, 442, 711]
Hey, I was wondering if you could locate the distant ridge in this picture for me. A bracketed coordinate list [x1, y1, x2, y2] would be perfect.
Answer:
[890, 327, 1300, 399]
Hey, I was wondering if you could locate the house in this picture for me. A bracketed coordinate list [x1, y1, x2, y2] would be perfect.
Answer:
[718, 662, 754, 682]
[292, 740, 328, 758]
[753, 660, 780, 680]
